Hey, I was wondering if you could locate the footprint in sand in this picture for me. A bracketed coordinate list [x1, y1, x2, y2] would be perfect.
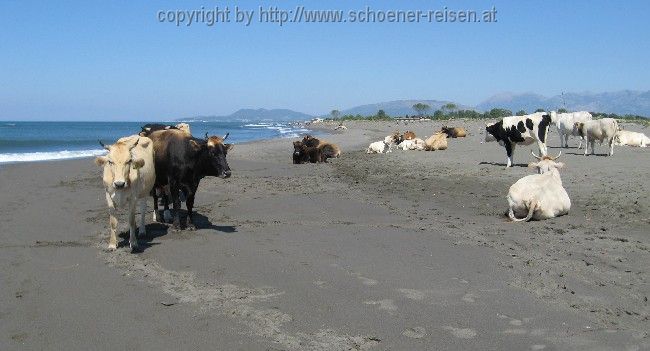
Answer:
[402, 327, 426, 339]
[462, 293, 477, 303]
[351, 272, 378, 286]
[364, 299, 397, 312]
[398, 288, 427, 301]
[313, 280, 327, 288]
[442, 326, 477, 339]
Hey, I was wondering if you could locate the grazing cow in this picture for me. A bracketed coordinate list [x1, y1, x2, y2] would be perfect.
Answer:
[507, 152, 570, 222]
[147, 129, 232, 230]
[614, 130, 650, 148]
[440, 126, 467, 138]
[403, 131, 416, 140]
[367, 140, 392, 154]
[293, 141, 323, 163]
[397, 138, 426, 150]
[424, 132, 448, 151]
[574, 118, 618, 156]
[485, 112, 552, 167]
[550, 111, 592, 148]
[95, 136, 156, 251]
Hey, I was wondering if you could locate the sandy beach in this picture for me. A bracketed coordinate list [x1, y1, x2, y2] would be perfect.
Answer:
[1, 120, 648, 350]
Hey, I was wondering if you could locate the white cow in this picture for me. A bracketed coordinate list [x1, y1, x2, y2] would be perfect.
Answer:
[507, 152, 570, 222]
[95, 135, 156, 251]
[614, 130, 650, 147]
[367, 140, 392, 154]
[397, 138, 426, 151]
[574, 118, 619, 156]
[550, 111, 592, 148]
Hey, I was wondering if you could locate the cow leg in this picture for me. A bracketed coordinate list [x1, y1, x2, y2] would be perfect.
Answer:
[536, 140, 547, 157]
[609, 137, 615, 156]
[564, 134, 569, 148]
[185, 184, 199, 231]
[168, 178, 182, 230]
[139, 199, 147, 237]
[577, 136, 584, 150]
[162, 193, 172, 223]
[106, 193, 118, 251]
[128, 200, 139, 252]
[151, 188, 160, 222]
[505, 142, 514, 168]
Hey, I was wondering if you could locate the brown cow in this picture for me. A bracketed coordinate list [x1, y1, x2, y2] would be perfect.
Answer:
[293, 141, 323, 163]
[403, 131, 416, 140]
[441, 126, 467, 138]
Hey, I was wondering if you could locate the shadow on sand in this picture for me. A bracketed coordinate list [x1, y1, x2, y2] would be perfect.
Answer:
[478, 161, 528, 168]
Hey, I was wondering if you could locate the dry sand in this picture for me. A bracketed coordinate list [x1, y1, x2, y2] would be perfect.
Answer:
[0, 119, 648, 350]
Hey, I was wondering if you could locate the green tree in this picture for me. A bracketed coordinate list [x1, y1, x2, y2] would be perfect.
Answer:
[557, 108, 568, 113]
[486, 108, 513, 119]
[516, 110, 527, 116]
[330, 109, 340, 119]
[442, 103, 458, 113]
[376, 109, 388, 119]
[534, 108, 546, 113]
[412, 103, 431, 116]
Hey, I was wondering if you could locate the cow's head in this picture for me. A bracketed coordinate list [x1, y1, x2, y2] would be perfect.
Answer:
[293, 141, 304, 155]
[485, 122, 497, 142]
[95, 138, 146, 189]
[529, 151, 564, 174]
[204, 132, 233, 178]
[302, 135, 320, 147]
[573, 122, 585, 137]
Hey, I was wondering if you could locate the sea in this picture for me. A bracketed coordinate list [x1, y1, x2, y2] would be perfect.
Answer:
[0, 121, 311, 164]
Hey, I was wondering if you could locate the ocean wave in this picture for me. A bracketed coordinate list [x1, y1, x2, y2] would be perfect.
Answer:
[0, 149, 107, 164]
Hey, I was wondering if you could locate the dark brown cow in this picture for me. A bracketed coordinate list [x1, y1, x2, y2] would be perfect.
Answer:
[293, 141, 323, 163]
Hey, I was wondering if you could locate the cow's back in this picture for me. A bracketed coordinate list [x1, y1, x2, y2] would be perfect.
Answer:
[584, 118, 618, 141]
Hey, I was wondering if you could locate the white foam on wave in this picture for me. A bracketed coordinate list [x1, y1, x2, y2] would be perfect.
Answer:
[0, 149, 107, 164]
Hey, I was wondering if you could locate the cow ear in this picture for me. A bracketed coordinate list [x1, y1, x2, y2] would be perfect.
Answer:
[95, 156, 108, 166]
[527, 162, 538, 168]
[225, 143, 234, 152]
[132, 158, 145, 169]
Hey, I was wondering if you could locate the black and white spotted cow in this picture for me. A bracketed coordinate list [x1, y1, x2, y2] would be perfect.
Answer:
[485, 112, 552, 168]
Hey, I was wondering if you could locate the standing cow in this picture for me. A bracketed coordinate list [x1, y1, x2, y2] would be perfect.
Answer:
[95, 136, 156, 252]
[574, 118, 618, 156]
[550, 111, 592, 149]
[485, 112, 552, 167]
[148, 129, 232, 230]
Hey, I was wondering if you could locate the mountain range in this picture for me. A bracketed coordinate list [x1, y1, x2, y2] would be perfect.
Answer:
[180, 90, 650, 121]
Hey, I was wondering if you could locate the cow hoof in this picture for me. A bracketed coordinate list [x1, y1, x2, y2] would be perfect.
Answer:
[107, 243, 117, 251]
[130, 243, 141, 253]
[186, 224, 196, 231]
[170, 224, 181, 232]
[163, 210, 173, 223]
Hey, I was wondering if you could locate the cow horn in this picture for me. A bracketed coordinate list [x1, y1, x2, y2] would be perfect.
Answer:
[222, 132, 229, 141]
[531, 151, 542, 160]
[551, 151, 562, 160]
[99, 140, 110, 151]
[205, 132, 209, 140]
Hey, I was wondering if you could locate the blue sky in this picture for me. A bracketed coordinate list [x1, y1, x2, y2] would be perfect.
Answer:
[1, 0, 649, 121]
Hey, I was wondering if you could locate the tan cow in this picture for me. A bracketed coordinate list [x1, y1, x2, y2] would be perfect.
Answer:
[425, 132, 448, 151]
[440, 126, 467, 138]
[95, 135, 156, 251]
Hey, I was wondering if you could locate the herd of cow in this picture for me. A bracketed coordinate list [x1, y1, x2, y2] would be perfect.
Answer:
[366, 126, 467, 153]
[95, 112, 649, 252]
[95, 123, 233, 252]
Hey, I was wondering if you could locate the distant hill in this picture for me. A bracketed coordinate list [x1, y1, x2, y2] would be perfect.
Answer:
[476, 90, 650, 116]
[181, 108, 312, 122]
[337, 99, 469, 117]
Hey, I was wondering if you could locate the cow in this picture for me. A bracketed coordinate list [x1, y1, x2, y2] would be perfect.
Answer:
[440, 126, 467, 138]
[424, 132, 448, 151]
[549, 111, 592, 149]
[403, 131, 416, 140]
[140, 123, 192, 137]
[397, 138, 426, 151]
[367, 140, 392, 154]
[384, 132, 404, 145]
[95, 135, 156, 251]
[293, 141, 323, 163]
[614, 130, 650, 147]
[485, 112, 552, 167]
[301, 135, 341, 161]
[302, 135, 320, 147]
[507, 151, 570, 222]
[147, 129, 232, 230]
[574, 118, 618, 156]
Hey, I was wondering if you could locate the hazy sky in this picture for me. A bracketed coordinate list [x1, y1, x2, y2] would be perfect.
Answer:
[1, 0, 649, 121]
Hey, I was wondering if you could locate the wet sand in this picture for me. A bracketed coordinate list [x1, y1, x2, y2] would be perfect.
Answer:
[0, 120, 648, 350]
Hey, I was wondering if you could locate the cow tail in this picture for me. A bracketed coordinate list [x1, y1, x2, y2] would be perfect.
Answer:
[509, 199, 537, 222]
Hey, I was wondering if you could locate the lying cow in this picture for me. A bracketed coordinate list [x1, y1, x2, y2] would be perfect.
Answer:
[397, 138, 426, 151]
[367, 140, 392, 154]
[550, 111, 592, 149]
[424, 132, 448, 151]
[574, 118, 618, 156]
[507, 152, 570, 222]
[293, 141, 323, 163]
[485, 112, 552, 167]
[148, 129, 232, 230]
[387, 131, 404, 145]
[403, 131, 416, 140]
[440, 126, 467, 138]
[614, 130, 650, 148]
[301, 135, 341, 161]
[95, 136, 155, 251]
